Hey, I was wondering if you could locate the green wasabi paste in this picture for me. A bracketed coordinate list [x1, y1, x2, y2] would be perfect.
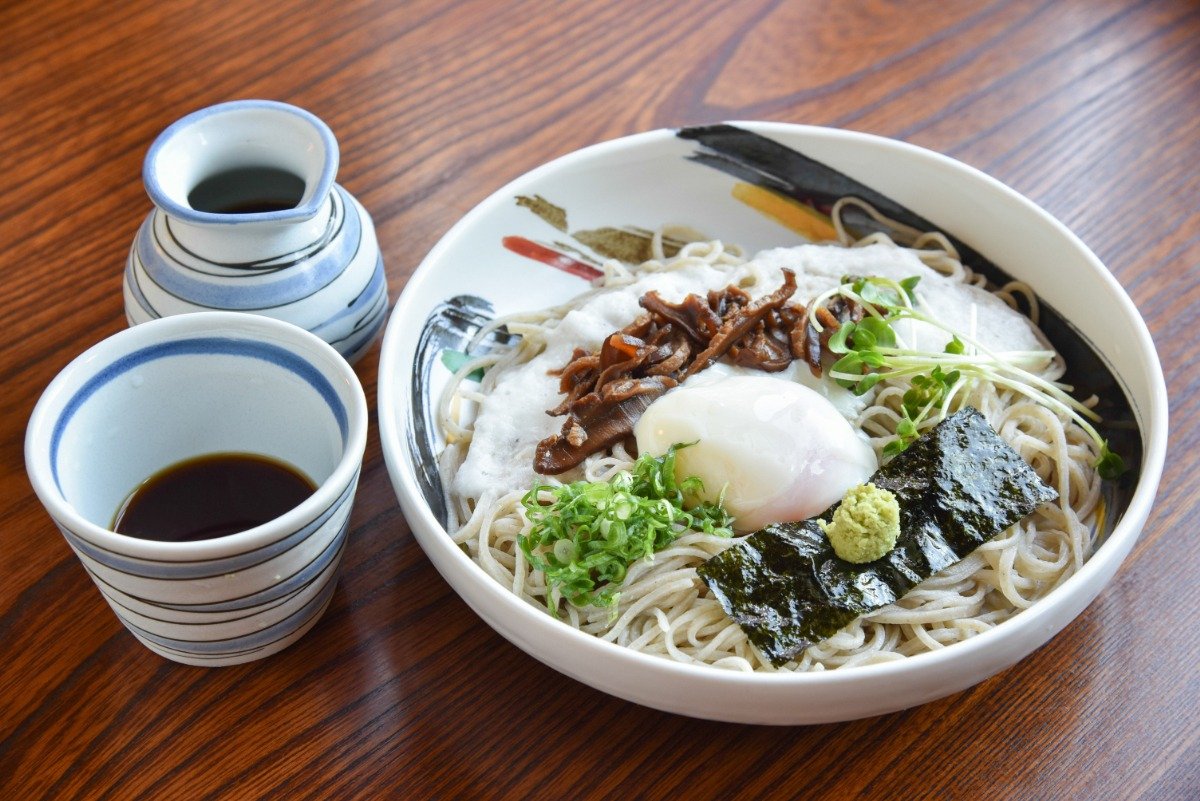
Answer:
[819, 483, 900, 563]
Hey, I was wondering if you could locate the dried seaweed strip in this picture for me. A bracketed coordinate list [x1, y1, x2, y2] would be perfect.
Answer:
[696, 408, 1058, 666]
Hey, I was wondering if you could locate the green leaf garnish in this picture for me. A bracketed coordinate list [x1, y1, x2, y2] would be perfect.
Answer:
[856, 316, 897, 349]
[853, 278, 902, 308]
[1096, 440, 1127, 480]
[890, 365, 964, 454]
[807, 273, 1126, 477]
[519, 445, 732, 612]
[827, 320, 855, 354]
[440, 349, 485, 381]
[854, 373, 884, 394]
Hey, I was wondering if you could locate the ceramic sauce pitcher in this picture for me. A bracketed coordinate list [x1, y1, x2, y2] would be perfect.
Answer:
[124, 99, 388, 364]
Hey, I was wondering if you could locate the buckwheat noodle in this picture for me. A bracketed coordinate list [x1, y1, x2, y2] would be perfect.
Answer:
[436, 204, 1101, 672]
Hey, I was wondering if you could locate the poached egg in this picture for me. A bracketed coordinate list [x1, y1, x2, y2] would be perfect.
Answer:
[633, 376, 878, 531]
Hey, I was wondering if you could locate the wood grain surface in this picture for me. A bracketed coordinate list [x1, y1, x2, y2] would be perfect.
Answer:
[2, 0, 1196, 798]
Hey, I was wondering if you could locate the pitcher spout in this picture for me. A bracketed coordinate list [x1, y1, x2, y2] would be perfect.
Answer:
[143, 99, 339, 229]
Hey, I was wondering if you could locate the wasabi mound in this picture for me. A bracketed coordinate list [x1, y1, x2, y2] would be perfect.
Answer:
[818, 483, 900, 563]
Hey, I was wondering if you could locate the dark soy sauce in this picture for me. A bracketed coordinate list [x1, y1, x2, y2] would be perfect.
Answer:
[186, 166, 306, 214]
[113, 453, 317, 542]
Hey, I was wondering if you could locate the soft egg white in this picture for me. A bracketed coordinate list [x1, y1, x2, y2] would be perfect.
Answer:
[633, 375, 878, 531]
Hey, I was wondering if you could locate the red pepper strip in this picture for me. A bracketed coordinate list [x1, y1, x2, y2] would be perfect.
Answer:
[502, 236, 603, 281]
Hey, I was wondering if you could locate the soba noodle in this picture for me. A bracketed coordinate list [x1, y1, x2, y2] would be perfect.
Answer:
[437, 207, 1101, 672]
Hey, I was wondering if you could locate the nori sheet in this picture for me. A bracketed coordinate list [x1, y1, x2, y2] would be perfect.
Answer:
[696, 407, 1059, 666]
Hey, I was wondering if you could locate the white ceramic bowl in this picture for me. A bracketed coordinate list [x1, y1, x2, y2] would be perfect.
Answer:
[377, 123, 1167, 723]
[26, 311, 368, 666]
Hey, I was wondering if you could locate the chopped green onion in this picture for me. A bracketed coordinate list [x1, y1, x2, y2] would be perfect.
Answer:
[519, 444, 732, 612]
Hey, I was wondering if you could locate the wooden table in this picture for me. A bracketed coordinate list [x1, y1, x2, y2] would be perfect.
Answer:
[3, 1, 1195, 798]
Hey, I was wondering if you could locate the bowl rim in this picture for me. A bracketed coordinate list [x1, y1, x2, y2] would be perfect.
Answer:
[26, 310, 369, 561]
[378, 122, 1168, 688]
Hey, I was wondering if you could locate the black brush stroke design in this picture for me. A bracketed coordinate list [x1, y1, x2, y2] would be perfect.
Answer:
[678, 124, 1142, 541]
[409, 295, 517, 527]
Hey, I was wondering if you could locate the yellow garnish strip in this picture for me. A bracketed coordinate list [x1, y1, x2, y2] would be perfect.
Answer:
[731, 182, 839, 242]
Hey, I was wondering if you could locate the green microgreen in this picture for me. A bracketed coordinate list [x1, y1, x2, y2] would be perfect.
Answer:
[811, 275, 1125, 477]
[519, 444, 732, 613]
[1096, 440, 1126, 481]
[441, 349, 486, 382]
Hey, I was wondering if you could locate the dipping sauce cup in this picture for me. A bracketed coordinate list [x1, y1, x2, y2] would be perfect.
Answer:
[25, 312, 368, 665]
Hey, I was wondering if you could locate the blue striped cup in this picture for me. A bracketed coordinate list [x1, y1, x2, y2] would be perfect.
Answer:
[25, 312, 368, 665]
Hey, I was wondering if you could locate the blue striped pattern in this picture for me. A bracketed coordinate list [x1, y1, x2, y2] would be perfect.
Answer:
[315, 255, 389, 364]
[124, 187, 387, 363]
[128, 575, 340, 654]
[57, 477, 355, 580]
[136, 186, 361, 310]
[68, 486, 355, 661]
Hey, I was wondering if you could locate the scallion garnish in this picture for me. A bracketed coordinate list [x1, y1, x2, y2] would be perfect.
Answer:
[519, 445, 732, 613]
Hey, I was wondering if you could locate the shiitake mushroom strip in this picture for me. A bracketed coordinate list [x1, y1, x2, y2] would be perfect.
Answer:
[536, 270, 857, 474]
[696, 408, 1058, 667]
